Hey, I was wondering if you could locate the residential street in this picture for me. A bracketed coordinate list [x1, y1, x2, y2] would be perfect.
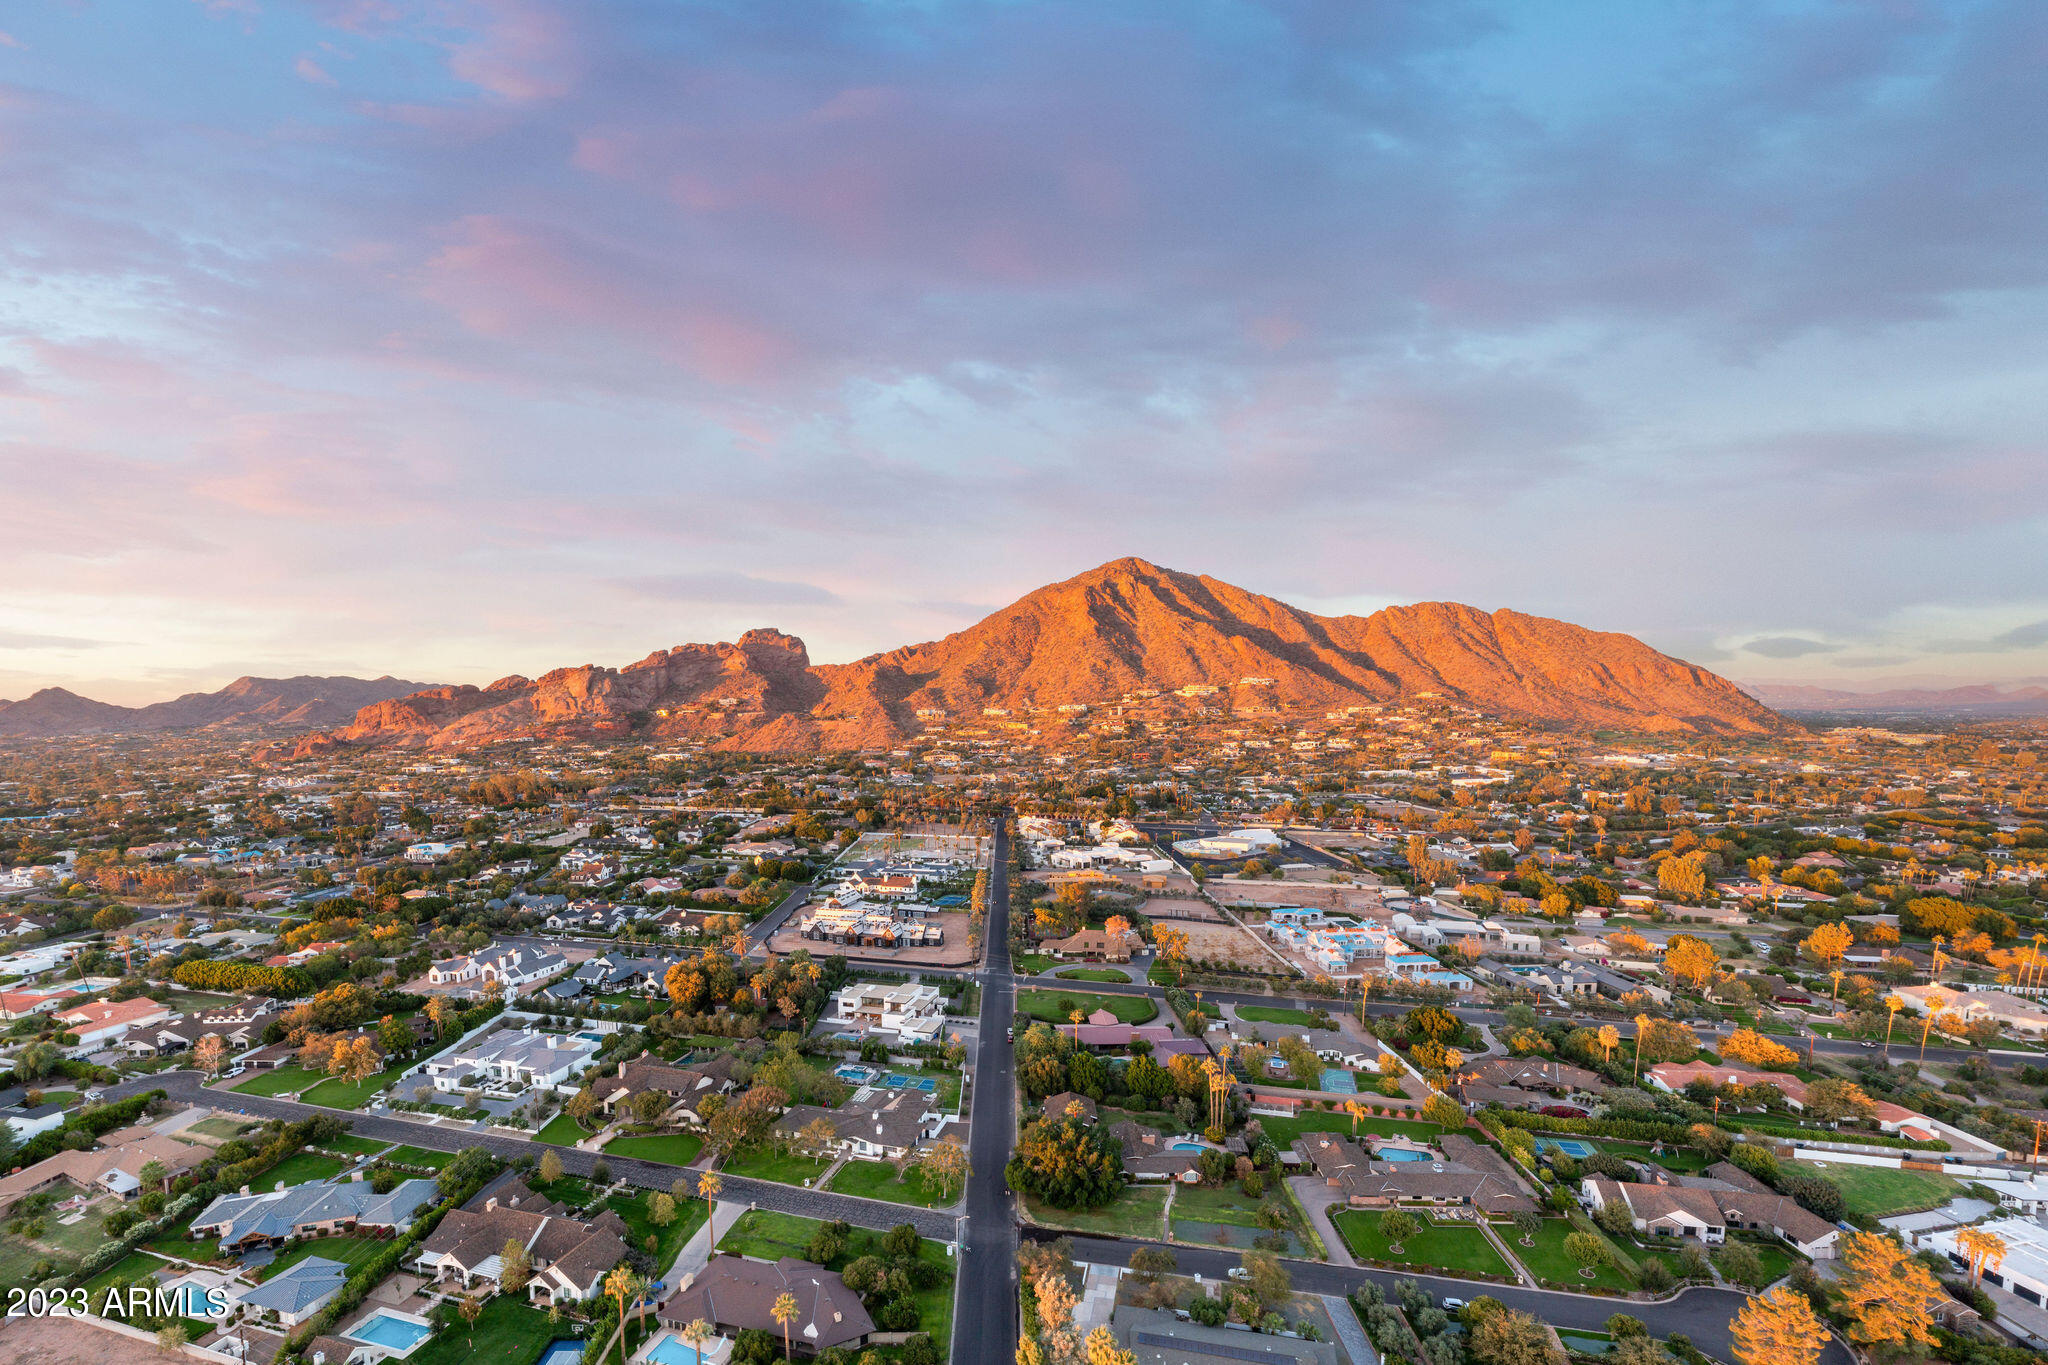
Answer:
[955, 816, 1019, 1365]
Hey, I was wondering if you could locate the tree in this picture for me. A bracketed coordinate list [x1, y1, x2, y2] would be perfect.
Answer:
[699, 1169, 724, 1245]
[502, 1238, 533, 1291]
[1006, 1114, 1122, 1209]
[605, 1266, 643, 1365]
[1800, 1077, 1877, 1125]
[1154, 926, 1190, 982]
[1085, 1326, 1137, 1365]
[649, 1192, 677, 1227]
[773, 1290, 800, 1362]
[1421, 1093, 1466, 1129]
[1511, 1210, 1542, 1246]
[155, 1324, 189, 1355]
[1470, 1308, 1561, 1365]
[1716, 1240, 1764, 1289]
[1721, 1028, 1799, 1071]
[1802, 923, 1853, 970]
[192, 1033, 228, 1077]
[1664, 935, 1718, 989]
[913, 1137, 971, 1201]
[539, 1149, 564, 1184]
[426, 995, 456, 1038]
[1239, 1249, 1290, 1311]
[1834, 1231, 1941, 1354]
[680, 1319, 715, 1365]
[1128, 1246, 1177, 1281]
[1731, 1286, 1829, 1365]
[458, 1293, 484, 1351]
[1379, 1210, 1420, 1253]
[1957, 1226, 2007, 1285]
[1563, 1231, 1608, 1278]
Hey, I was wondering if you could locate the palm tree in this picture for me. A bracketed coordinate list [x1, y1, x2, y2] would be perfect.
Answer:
[1632, 1013, 1651, 1081]
[1883, 995, 1904, 1057]
[773, 1290, 800, 1362]
[1919, 988, 1949, 1062]
[680, 1318, 714, 1365]
[605, 1265, 642, 1365]
[699, 1169, 723, 1248]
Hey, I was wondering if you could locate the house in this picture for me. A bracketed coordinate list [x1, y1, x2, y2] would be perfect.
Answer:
[424, 1027, 598, 1093]
[0, 986, 80, 1020]
[405, 842, 457, 863]
[1105, 1120, 1202, 1183]
[53, 996, 174, 1050]
[414, 1179, 629, 1305]
[573, 952, 683, 995]
[596, 1059, 731, 1121]
[1111, 1306, 1338, 1365]
[425, 944, 567, 993]
[1896, 985, 2048, 1039]
[234, 1255, 348, 1328]
[191, 1175, 439, 1251]
[1302, 1133, 1538, 1215]
[0, 1124, 206, 1211]
[2, 1101, 67, 1143]
[1582, 1162, 1838, 1260]
[772, 1088, 948, 1162]
[1920, 1217, 2048, 1308]
[831, 982, 947, 1040]
[1464, 1056, 1603, 1094]
[657, 1256, 874, 1356]
[1045, 927, 1144, 962]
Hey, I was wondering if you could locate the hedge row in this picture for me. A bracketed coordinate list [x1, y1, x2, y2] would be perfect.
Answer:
[1732, 1119, 1950, 1152]
[17, 1090, 162, 1166]
[1488, 1108, 1697, 1146]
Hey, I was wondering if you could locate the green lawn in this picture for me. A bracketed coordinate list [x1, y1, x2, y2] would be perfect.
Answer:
[535, 1112, 597, 1146]
[187, 1116, 257, 1141]
[1022, 1187, 1170, 1239]
[1788, 1161, 1958, 1219]
[1515, 1218, 1633, 1293]
[826, 1159, 960, 1208]
[255, 1236, 390, 1281]
[80, 1249, 168, 1297]
[381, 1145, 453, 1170]
[1014, 954, 1061, 975]
[604, 1131, 705, 1166]
[1236, 1005, 1331, 1029]
[232, 1064, 326, 1097]
[1716, 1237, 1802, 1289]
[720, 1145, 831, 1187]
[1595, 1140, 1710, 1173]
[1250, 1111, 1440, 1148]
[717, 1210, 829, 1261]
[1171, 1183, 1295, 1231]
[1054, 968, 1134, 983]
[253, 1152, 349, 1187]
[1017, 989, 1158, 1025]
[300, 1056, 418, 1109]
[409, 1294, 559, 1365]
[1328, 1210, 1514, 1279]
[319, 1133, 391, 1157]
[608, 1188, 708, 1267]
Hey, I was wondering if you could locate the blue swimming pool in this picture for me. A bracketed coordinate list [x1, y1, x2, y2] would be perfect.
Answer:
[347, 1311, 432, 1353]
[646, 1333, 710, 1365]
[1170, 1141, 1208, 1152]
[165, 1284, 222, 1317]
[1378, 1148, 1430, 1162]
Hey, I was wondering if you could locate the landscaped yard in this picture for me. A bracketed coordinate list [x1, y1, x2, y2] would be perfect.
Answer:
[232, 1064, 327, 1097]
[1328, 1210, 1514, 1280]
[409, 1293, 559, 1365]
[1235, 1005, 1330, 1029]
[535, 1112, 596, 1146]
[1022, 1187, 1170, 1239]
[319, 1133, 392, 1157]
[716, 1209, 827, 1262]
[608, 1187, 709, 1267]
[256, 1152, 349, 1186]
[0, 1197, 125, 1284]
[1789, 1160, 1957, 1218]
[80, 1249, 169, 1297]
[1514, 1218, 1633, 1293]
[1054, 968, 1133, 983]
[188, 1116, 257, 1141]
[301, 1056, 418, 1109]
[1171, 1183, 1292, 1230]
[381, 1145, 453, 1170]
[255, 1235, 390, 1281]
[604, 1131, 705, 1166]
[1249, 1111, 1439, 1148]
[714, 1211, 955, 1360]
[1017, 989, 1158, 1025]
[1716, 1236, 1803, 1289]
[827, 1159, 959, 1208]
[720, 1145, 831, 1187]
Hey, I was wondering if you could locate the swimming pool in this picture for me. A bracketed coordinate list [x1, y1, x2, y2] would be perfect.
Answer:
[1170, 1141, 1209, 1152]
[835, 1064, 877, 1083]
[164, 1283, 223, 1317]
[346, 1310, 433, 1353]
[646, 1332, 710, 1365]
[1378, 1148, 1430, 1162]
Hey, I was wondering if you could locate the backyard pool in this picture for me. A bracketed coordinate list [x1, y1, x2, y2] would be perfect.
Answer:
[346, 1310, 433, 1354]
[646, 1332, 711, 1365]
[578, 1031, 608, 1045]
[1170, 1141, 1210, 1152]
[835, 1064, 878, 1084]
[1378, 1148, 1431, 1162]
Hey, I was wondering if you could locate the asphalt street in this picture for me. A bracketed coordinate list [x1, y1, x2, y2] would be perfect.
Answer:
[955, 818, 1019, 1365]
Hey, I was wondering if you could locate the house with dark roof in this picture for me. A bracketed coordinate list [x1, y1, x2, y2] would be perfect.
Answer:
[234, 1256, 348, 1328]
[412, 1180, 628, 1304]
[192, 1174, 439, 1251]
[657, 1256, 874, 1356]
[1301, 1133, 1537, 1215]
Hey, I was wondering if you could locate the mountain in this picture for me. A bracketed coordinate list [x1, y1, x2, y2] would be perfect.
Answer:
[1743, 681, 2048, 716]
[0, 675, 435, 739]
[281, 558, 1787, 756]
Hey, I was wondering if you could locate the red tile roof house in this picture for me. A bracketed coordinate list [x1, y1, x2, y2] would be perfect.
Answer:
[1647, 1062, 1943, 1142]
[54, 996, 174, 1050]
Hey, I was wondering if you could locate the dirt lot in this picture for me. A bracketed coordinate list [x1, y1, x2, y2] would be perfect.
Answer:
[766, 909, 978, 967]
[3, 1315, 191, 1365]
[1138, 896, 1220, 921]
[1209, 879, 1393, 916]
[1172, 920, 1278, 969]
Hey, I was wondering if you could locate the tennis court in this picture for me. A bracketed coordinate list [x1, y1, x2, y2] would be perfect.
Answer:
[1535, 1137, 1597, 1158]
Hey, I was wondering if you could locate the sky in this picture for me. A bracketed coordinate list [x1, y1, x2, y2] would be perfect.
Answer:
[3, 0, 2047, 706]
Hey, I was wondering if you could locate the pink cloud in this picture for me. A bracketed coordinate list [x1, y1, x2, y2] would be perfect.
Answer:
[295, 55, 338, 87]
[446, 0, 580, 102]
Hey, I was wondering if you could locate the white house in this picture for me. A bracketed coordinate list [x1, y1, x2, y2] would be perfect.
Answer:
[426, 943, 566, 991]
[424, 1027, 598, 1093]
[832, 982, 947, 1041]
[405, 842, 458, 863]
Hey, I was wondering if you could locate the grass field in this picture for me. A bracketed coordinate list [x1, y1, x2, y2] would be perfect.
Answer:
[827, 1159, 960, 1208]
[1235, 1005, 1331, 1029]
[381, 1145, 453, 1170]
[1716, 1236, 1802, 1289]
[232, 1064, 326, 1097]
[608, 1187, 708, 1267]
[1789, 1160, 1958, 1219]
[1017, 989, 1158, 1025]
[1171, 1183, 1297, 1232]
[187, 1116, 257, 1141]
[721, 1145, 831, 1187]
[256, 1152, 349, 1186]
[1249, 1111, 1440, 1147]
[716, 1209, 826, 1261]
[320, 1133, 391, 1157]
[535, 1112, 596, 1146]
[80, 1249, 168, 1297]
[255, 1235, 390, 1281]
[301, 1056, 417, 1109]
[1329, 1210, 1514, 1279]
[1516, 1218, 1633, 1293]
[1054, 967, 1134, 983]
[1022, 1187, 1170, 1239]
[604, 1131, 705, 1166]
[409, 1294, 558, 1365]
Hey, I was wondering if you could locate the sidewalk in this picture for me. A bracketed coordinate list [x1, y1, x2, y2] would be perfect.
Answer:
[1322, 1293, 1380, 1365]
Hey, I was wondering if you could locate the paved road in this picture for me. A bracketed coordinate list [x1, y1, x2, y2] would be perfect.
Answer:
[111, 1071, 957, 1241]
[1034, 1233, 1852, 1365]
[955, 817, 1018, 1365]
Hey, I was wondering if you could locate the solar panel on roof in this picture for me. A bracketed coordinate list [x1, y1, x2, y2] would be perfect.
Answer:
[1133, 1333, 1292, 1365]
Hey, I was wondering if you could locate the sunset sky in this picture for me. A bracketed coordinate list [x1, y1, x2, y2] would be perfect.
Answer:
[3, 0, 2046, 704]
